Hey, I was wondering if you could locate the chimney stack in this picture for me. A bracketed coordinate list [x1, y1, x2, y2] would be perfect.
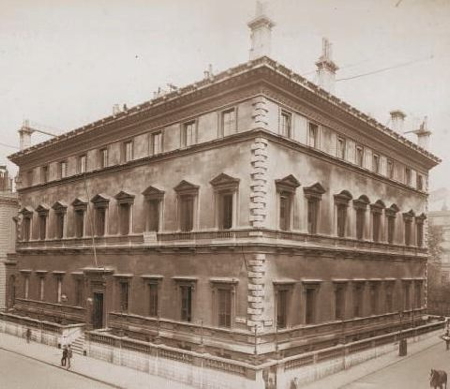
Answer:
[390, 110, 406, 133]
[315, 38, 339, 94]
[248, 1, 275, 60]
[112, 104, 122, 116]
[415, 117, 432, 150]
[18, 120, 34, 150]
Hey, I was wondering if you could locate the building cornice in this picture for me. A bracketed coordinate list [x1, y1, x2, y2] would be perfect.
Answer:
[8, 56, 440, 168]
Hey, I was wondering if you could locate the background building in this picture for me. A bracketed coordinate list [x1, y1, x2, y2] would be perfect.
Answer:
[2, 4, 442, 388]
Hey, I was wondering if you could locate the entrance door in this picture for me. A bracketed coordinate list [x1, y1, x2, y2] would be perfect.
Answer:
[92, 292, 104, 329]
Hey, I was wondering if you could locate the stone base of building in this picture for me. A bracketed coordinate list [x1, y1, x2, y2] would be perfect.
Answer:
[0, 313, 444, 389]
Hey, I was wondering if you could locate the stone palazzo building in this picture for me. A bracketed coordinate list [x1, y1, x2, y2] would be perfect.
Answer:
[4, 5, 441, 388]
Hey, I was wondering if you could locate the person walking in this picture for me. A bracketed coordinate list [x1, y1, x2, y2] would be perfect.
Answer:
[66, 344, 73, 369]
[25, 328, 31, 344]
[61, 345, 68, 367]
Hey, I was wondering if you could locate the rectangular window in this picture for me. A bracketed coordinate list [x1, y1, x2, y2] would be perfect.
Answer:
[151, 132, 163, 155]
[417, 174, 424, 191]
[59, 161, 68, 178]
[24, 276, 29, 299]
[119, 203, 131, 235]
[119, 282, 129, 312]
[372, 154, 380, 174]
[337, 137, 346, 159]
[415, 283, 422, 308]
[27, 170, 33, 186]
[387, 160, 394, 179]
[219, 192, 233, 230]
[75, 210, 84, 238]
[180, 195, 194, 232]
[95, 207, 106, 237]
[222, 108, 236, 137]
[372, 213, 381, 242]
[78, 155, 87, 173]
[218, 288, 232, 328]
[180, 285, 193, 322]
[403, 283, 410, 310]
[276, 289, 288, 329]
[280, 111, 292, 138]
[385, 285, 393, 313]
[308, 123, 318, 148]
[75, 279, 83, 306]
[39, 214, 47, 240]
[356, 146, 364, 167]
[370, 284, 378, 315]
[149, 283, 158, 317]
[356, 209, 365, 240]
[146, 199, 161, 232]
[42, 166, 49, 184]
[335, 285, 346, 320]
[56, 212, 65, 239]
[416, 222, 423, 247]
[22, 216, 31, 241]
[305, 288, 316, 324]
[182, 121, 196, 147]
[336, 205, 347, 238]
[100, 148, 108, 169]
[39, 278, 45, 301]
[279, 193, 291, 231]
[307, 199, 319, 234]
[405, 220, 412, 246]
[405, 167, 412, 186]
[387, 216, 395, 244]
[123, 140, 133, 162]
[354, 284, 364, 317]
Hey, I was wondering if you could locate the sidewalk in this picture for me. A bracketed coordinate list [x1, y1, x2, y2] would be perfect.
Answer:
[0, 331, 195, 389]
[301, 330, 443, 389]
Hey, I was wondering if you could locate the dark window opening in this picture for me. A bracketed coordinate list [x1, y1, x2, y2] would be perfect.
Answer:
[218, 288, 232, 328]
[180, 285, 193, 322]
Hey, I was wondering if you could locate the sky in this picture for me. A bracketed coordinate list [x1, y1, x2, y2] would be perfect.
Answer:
[0, 0, 449, 190]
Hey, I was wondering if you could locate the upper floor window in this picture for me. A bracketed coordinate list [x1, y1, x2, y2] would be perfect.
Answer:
[417, 174, 424, 191]
[210, 173, 240, 231]
[303, 282, 320, 324]
[337, 137, 346, 159]
[221, 108, 237, 137]
[353, 282, 364, 317]
[405, 167, 412, 186]
[123, 140, 134, 163]
[115, 191, 135, 236]
[369, 282, 379, 315]
[403, 281, 411, 310]
[385, 282, 394, 313]
[334, 191, 352, 238]
[403, 210, 415, 246]
[274, 285, 291, 329]
[59, 161, 68, 179]
[91, 194, 110, 237]
[416, 214, 426, 248]
[308, 123, 318, 148]
[72, 198, 88, 238]
[385, 204, 399, 244]
[356, 145, 364, 167]
[371, 200, 385, 243]
[78, 155, 87, 174]
[174, 180, 199, 232]
[36, 204, 49, 241]
[27, 170, 33, 186]
[353, 195, 370, 240]
[142, 186, 165, 233]
[334, 282, 346, 320]
[182, 120, 197, 147]
[118, 280, 130, 312]
[20, 207, 33, 242]
[387, 159, 394, 179]
[99, 148, 108, 169]
[151, 131, 163, 155]
[415, 281, 423, 308]
[52, 201, 67, 240]
[372, 154, 380, 174]
[304, 183, 326, 235]
[41, 166, 49, 184]
[280, 111, 292, 138]
[275, 175, 300, 232]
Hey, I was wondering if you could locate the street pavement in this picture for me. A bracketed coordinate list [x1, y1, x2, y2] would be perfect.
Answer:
[0, 348, 112, 389]
[0, 331, 195, 389]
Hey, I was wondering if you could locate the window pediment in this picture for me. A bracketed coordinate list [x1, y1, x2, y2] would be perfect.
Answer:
[142, 185, 165, 200]
[174, 180, 199, 195]
[385, 203, 400, 217]
[370, 200, 385, 214]
[52, 201, 68, 213]
[303, 182, 326, 199]
[91, 193, 111, 208]
[210, 173, 240, 191]
[334, 190, 352, 206]
[403, 209, 415, 221]
[353, 195, 370, 210]
[36, 204, 50, 215]
[114, 191, 135, 204]
[275, 174, 300, 194]
[72, 197, 88, 210]
[19, 206, 34, 216]
[416, 213, 426, 223]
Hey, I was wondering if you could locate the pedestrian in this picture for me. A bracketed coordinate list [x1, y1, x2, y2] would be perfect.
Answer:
[61, 345, 68, 367]
[66, 344, 73, 369]
[25, 328, 31, 344]
[440, 330, 450, 351]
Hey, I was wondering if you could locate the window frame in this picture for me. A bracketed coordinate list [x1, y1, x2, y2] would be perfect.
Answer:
[372, 153, 380, 174]
[78, 154, 87, 174]
[173, 277, 197, 323]
[280, 110, 292, 138]
[333, 281, 347, 321]
[308, 122, 319, 148]
[355, 145, 364, 167]
[181, 120, 198, 148]
[142, 186, 165, 233]
[337, 136, 346, 160]
[303, 281, 321, 325]
[150, 131, 163, 156]
[220, 107, 237, 137]
[99, 147, 108, 169]
[59, 161, 68, 179]
[123, 140, 134, 163]
[174, 181, 199, 232]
